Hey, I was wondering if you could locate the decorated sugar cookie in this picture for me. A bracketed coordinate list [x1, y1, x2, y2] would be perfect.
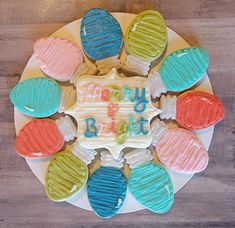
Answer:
[65, 68, 161, 159]
[34, 37, 83, 81]
[87, 150, 127, 218]
[149, 48, 209, 98]
[16, 115, 77, 158]
[10, 77, 61, 118]
[45, 150, 88, 202]
[125, 149, 174, 213]
[159, 91, 224, 130]
[123, 10, 167, 75]
[80, 8, 122, 75]
[151, 119, 209, 173]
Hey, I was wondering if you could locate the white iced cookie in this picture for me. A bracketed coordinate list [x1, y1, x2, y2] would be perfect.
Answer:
[65, 68, 161, 159]
[124, 148, 153, 169]
[58, 86, 77, 113]
[55, 115, 77, 141]
[96, 55, 122, 75]
[159, 95, 177, 119]
[100, 150, 124, 169]
[71, 141, 97, 165]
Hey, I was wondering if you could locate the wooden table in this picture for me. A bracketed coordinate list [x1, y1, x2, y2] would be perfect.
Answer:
[0, 1, 234, 227]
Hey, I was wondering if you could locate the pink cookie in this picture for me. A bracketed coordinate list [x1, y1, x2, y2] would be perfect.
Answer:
[155, 128, 209, 174]
[34, 37, 83, 81]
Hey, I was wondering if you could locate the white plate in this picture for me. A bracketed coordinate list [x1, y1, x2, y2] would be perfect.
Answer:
[14, 13, 214, 213]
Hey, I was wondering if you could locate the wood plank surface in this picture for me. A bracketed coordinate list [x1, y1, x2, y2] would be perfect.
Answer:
[0, 0, 235, 227]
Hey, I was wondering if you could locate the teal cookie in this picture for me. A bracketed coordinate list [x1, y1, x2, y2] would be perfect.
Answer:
[160, 47, 209, 92]
[87, 166, 127, 218]
[129, 162, 174, 213]
[10, 77, 61, 118]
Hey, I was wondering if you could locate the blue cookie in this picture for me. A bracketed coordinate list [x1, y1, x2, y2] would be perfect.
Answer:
[87, 166, 127, 218]
[10, 77, 61, 118]
[129, 162, 174, 213]
[80, 8, 122, 61]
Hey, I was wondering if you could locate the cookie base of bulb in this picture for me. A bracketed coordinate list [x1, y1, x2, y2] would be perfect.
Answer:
[159, 95, 177, 119]
[100, 150, 124, 169]
[96, 55, 121, 75]
[55, 115, 77, 141]
[151, 118, 168, 147]
[148, 71, 167, 98]
[58, 86, 77, 113]
[123, 54, 150, 76]
[70, 57, 97, 84]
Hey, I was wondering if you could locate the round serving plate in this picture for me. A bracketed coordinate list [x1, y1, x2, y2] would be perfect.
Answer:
[14, 13, 214, 213]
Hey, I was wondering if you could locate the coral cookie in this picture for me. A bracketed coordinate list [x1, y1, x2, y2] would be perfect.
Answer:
[87, 166, 127, 218]
[81, 9, 122, 74]
[16, 119, 64, 158]
[123, 10, 167, 75]
[16, 116, 77, 158]
[155, 128, 209, 174]
[159, 91, 225, 130]
[34, 37, 83, 81]
[128, 162, 174, 213]
[45, 151, 88, 202]
[149, 47, 209, 98]
[10, 77, 61, 118]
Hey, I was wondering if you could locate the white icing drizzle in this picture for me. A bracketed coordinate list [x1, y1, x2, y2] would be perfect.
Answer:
[150, 118, 168, 147]
[71, 141, 97, 165]
[55, 115, 77, 141]
[124, 148, 153, 169]
[96, 55, 121, 75]
[123, 54, 150, 76]
[148, 71, 167, 98]
[70, 56, 97, 84]
[100, 150, 124, 169]
[58, 86, 77, 113]
[159, 95, 177, 119]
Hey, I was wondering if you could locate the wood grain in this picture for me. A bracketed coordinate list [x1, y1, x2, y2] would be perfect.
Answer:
[0, 1, 235, 227]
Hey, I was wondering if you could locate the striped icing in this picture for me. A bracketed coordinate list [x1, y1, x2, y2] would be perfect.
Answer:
[16, 119, 64, 158]
[160, 48, 209, 92]
[45, 151, 88, 202]
[87, 166, 127, 218]
[124, 10, 167, 61]
[58, 86, 77, 113]
[159, 94, 177, 119]
[96, 55, 121, 75]
[55, 115, 77, 142]
[10, 77, 61, 118]
[129, 162, 174, 213]
[177, 91, 225, 130]
[100, 150, 124, 169]
[81, 9, 122, 61]
[34, 37, 83, 81]
[71, 141, 97, 165]
[155, 128, 209, 173]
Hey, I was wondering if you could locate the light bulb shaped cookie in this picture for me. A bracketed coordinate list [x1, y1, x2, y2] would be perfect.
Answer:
[87, 150, 127, 218]
[16, 115, 77, 158]
[123, 10, 167, 76]
[34, 37, 83, 81]
[125, 149, 174, 213]
[80, 9, 122, 75]
[151, 119, 209, 173]
[159, 91, 224, 130]
[149, 47, 209, 98]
